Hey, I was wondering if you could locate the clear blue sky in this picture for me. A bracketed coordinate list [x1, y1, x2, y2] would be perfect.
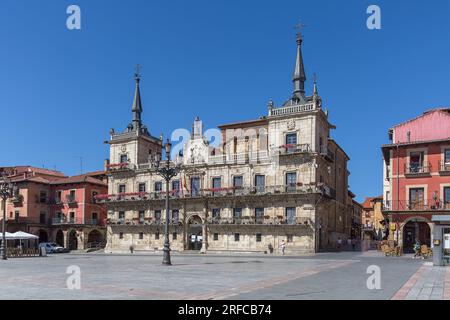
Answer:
[1, 0, 449, 202]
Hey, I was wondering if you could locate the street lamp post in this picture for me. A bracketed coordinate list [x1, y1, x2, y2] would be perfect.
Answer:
[1, 174, 16, 261]
[152, 139, 182, 266]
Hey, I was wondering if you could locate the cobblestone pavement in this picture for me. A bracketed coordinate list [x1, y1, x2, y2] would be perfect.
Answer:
[0, 251, 442, 300]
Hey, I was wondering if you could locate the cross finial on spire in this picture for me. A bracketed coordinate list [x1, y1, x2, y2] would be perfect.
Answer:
[134, 64, 142, 81]
[294, 20, 307, 42]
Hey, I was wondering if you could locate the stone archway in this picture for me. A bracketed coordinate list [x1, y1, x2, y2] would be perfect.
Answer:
[187, 215, 203, 251]
[68, 229, 78, 251]
[401, 217, 432, 253]
[38, 229, 48, 243]
[55, 230, 64, 247]
[87, 229, 103, 245]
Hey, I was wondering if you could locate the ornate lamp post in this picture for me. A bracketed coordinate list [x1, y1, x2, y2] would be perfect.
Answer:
[1, 174, 16, 260]
[152, 139, 182, 265]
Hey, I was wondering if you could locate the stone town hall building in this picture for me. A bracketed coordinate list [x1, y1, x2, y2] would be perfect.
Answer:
[99, 32, 353, 254]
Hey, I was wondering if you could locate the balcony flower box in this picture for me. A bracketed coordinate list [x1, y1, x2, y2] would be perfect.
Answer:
[12, 194, 24, 204]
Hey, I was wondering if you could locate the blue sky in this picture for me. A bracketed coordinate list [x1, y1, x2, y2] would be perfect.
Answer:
[1, 0, 449, 201]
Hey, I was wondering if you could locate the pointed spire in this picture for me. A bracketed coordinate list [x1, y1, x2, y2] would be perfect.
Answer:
[131, 64, 143, 130]
[293, 22, 307, 100]
[312, 73, 322, 109]
[313, 73, 318, 96]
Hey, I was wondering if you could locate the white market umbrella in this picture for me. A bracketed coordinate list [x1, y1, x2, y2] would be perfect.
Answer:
[0, 232, 14, 239]
[11, 231, 39, 240]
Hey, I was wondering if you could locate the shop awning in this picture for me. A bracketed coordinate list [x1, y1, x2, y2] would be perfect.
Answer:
[432, 215, 450, 222]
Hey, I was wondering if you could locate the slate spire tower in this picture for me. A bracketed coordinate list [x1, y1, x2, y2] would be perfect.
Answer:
[292, 26, 307, 101]
[131, 64, 143, 131]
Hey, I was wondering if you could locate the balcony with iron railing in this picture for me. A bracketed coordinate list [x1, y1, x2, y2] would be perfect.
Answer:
[320, 147, 335, 162]
[278, 144, 311, 156]
[382, 200, 450, 212]
[106, 162, 135, 172]
[439, 161, 450, 175]
[207, 216, 311, 226]
[52, 217, 80, 225]
[108, 217, 179, 226]
[11, 194, 24, 206]
[404, 162, 431, 176]
[65, 195, 78, 205]
[95, 184, 328, 203]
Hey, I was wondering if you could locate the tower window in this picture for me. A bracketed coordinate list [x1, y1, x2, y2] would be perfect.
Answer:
[120, 154, 128, 163]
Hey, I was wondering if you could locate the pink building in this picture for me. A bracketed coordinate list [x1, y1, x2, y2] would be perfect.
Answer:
[0, 166, 108, 250]
[381, 108, 450, 252]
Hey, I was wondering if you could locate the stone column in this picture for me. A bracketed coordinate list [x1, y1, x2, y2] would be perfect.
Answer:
[200, 204, 208, 253]
[78, 230, 85, 250]
[63, 230, 68, 249]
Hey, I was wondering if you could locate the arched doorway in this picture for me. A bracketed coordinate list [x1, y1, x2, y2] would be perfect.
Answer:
[68, 230, 78, 250]
[87, 230, 103, 245]
[187, 215, 203, 250]
[55, 230, 64, 247]
[403, 219, 431, 253]
[38, 229, 48, 243]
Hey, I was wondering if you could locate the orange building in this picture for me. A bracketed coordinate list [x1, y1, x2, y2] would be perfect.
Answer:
[361, 196, 386, 240]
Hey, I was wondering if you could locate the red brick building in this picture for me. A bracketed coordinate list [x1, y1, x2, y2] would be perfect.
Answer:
[0, 166, 108, 250]
[381, 108, 450, 252]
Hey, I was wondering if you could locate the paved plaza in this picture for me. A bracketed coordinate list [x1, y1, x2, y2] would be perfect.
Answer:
[0, 251, 448, 300]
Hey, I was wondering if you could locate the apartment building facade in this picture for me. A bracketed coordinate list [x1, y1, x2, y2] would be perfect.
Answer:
[381, 108, 450, 252]
[0, 166, 108, 250]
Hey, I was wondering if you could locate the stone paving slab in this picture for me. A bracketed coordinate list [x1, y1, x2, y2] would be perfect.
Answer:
[0, 251, 428, 300]
[392, 262, 449, 300]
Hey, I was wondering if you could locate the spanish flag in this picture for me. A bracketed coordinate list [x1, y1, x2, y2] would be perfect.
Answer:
[183, 174, 189, 193]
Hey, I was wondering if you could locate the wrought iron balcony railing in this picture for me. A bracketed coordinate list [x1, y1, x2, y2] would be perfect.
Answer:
[405, 162, 431, 175]
[278, 144, 311, 155]
[439, 161, 450, 174]
[95, 184, 329, 203]
[65, 195, 78, 204]
[382, 200, 450, 211]
[206, 216, 311, 226]
[106, 162, 135, 172]
[52, 217, 78, 225]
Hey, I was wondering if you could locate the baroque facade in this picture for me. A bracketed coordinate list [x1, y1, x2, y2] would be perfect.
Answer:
[101, 32, 352, 254]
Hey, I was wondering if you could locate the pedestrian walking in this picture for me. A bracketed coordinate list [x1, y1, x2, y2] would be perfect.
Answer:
[337, 237, 342, 251]
[413, 240, 421, 259]
[351, 238, 357, 251]
[280, 240, 286, 255]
